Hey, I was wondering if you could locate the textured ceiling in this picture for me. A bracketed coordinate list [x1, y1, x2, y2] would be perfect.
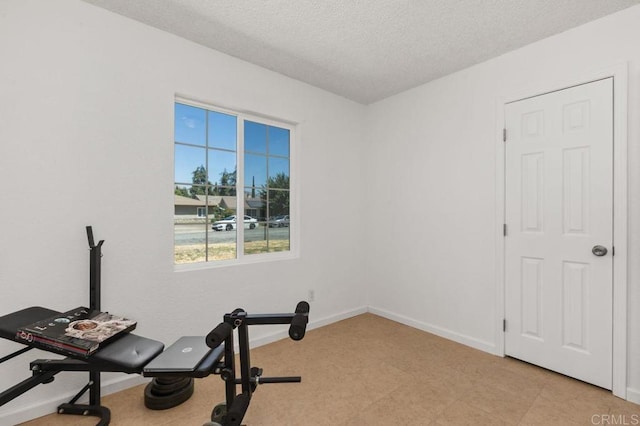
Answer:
[81, 0, 639, 104]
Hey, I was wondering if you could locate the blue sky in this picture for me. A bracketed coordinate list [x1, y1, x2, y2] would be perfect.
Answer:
[174, 103, 289, 189]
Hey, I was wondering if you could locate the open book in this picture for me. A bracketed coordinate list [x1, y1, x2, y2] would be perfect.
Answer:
[16, 307, 136, 357]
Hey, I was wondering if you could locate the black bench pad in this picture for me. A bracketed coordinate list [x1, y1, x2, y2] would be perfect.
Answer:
[0, 306, 59, 341]
[0, 306, 164, 373]
[91, 333, 164, 373]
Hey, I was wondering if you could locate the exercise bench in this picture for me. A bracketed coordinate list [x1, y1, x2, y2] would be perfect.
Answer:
[0, 227, 310, 425]
[0, 302, 309, 425]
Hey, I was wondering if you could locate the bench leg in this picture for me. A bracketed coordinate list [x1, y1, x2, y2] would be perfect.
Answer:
[57, 402, 111, 426]
[56, 372, 110, 425]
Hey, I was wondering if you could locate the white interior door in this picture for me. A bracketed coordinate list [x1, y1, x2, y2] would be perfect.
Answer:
[504, 78, 613, 389]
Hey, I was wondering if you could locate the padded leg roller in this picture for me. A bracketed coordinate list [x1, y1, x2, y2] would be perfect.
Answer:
[144, 377, 194, 410]
[206, 322, 233, 349]
[289, 301, 310, 340]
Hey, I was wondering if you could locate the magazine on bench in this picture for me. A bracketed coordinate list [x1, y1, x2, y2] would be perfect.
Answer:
[15, 307, 136, 357]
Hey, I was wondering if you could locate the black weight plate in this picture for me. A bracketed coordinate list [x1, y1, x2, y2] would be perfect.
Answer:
[149, 378, 192, 396]
[144, 378, 194, 410]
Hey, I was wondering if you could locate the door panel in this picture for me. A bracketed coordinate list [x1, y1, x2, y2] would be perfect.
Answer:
[504, 78, 613, 389]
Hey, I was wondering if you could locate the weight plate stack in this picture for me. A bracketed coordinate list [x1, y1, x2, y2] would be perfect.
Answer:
[144, 376, 195, 410]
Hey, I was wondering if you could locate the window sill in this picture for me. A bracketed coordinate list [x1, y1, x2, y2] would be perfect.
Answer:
[174, 250, 299, 272]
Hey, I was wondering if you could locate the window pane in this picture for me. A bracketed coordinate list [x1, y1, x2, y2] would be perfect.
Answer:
[174, 184, 192, 199]
[245, 223, 268, 255]
[175, 103, 206, 146]
[174, 219, 207, 264]
[209, 201, 234, 226]
[245, 153, 267, 188]
[268, 157, 289, 188]
[188, 185, 209, 198]
[209, 222, 237, 261]
[175, 144, 206, 185]
[245, 189, 265, 220]
[245, 121, 267, 154]
[268, 225, 290, 253]
[210, 187, 237, 198]
[208, 111, 237, 151]
[268, 189, 290, 217]
[209, 149, 236, 188]
[174, 185, 205, 215]
[268, 126, 289, 157]
[261, 194, 291, 255]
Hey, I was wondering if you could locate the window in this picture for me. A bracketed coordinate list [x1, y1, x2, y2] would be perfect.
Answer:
[173, 100, 294, 266]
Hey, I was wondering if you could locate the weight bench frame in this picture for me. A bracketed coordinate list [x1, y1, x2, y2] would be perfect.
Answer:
[0, 314, 166, 425]
[0, 227, 309, 426]
[198, 304, 308, 425]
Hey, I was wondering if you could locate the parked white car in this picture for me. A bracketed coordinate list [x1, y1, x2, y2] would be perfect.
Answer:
[268, 215, 290, 228]
[212, 215, 258, 231]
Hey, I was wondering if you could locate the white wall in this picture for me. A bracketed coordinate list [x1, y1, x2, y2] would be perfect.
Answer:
[0, 0, 367, 423]
[3, 0, 640, 423]
[365, 4, 640, 400]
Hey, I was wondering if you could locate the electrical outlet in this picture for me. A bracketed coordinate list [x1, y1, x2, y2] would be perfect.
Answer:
[308, 289, 315, 302]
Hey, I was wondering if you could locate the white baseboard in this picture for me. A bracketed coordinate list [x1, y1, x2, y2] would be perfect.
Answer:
[367, 307, 640, 405]
[626, 387, 640, 405]
[0, 374, 150, 426]
[248, 305, 368, 349]
[367, 306, 497, 355]
[4, 305, 636, 424]
[0, 305, 367, 425]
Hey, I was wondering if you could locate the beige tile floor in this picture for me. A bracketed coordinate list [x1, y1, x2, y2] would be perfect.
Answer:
[21, 313, 640, 425]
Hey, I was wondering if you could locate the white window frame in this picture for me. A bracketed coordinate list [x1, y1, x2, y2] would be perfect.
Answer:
[174, 97, 299, 271]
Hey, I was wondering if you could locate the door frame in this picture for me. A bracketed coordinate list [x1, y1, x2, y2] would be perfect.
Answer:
[494, 63, 628, 398]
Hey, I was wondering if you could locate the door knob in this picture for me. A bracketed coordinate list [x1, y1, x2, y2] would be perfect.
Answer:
[592, 245, 608, 256]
